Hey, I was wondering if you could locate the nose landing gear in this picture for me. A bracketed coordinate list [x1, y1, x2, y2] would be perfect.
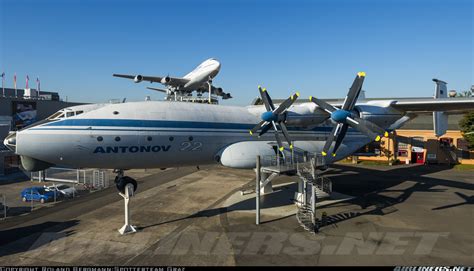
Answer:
[114, 169, 138, 235]
[114, 170, 138, 194]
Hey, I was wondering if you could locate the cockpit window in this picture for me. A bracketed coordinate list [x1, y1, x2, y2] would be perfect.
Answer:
[47, 111, 65, 120]
[47, 108, 87, 120]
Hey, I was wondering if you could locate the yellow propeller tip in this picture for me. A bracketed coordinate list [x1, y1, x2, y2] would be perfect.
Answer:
[296, 92, 300, 97]
[249, 131, 253, 135]
[332, 153, 336, 157]
[375, 135, 381, 142]
[309, 96, 313, 101]
[263, 88, 267, 92]
[258, 85, 261, 89]
[357, 71, 366, 77]
[279, 147, 284, 151]
[322, 151, 327, 156]
[384, 131, 389, 137]
[290, 144, 293, 149]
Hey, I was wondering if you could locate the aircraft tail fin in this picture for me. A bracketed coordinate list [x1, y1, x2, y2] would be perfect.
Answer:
[432, 78, 448, 137]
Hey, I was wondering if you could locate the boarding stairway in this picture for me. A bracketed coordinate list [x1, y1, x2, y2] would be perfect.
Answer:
[250, 152, 333, 233]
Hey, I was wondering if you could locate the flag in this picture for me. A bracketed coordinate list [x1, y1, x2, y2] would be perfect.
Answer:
[14, 73, 17, 90]
[26, 75, 29, 89]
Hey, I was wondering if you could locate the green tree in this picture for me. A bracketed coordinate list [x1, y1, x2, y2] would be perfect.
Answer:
[457, 90, 472, 97]
[459, 112, 474, 150]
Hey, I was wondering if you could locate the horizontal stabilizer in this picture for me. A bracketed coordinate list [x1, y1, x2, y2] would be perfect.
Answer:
[146, 87, 168, 93]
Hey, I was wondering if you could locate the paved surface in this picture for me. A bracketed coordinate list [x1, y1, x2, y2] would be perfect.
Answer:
[0, 168, 167, 217]
[0, 164, 472, 266]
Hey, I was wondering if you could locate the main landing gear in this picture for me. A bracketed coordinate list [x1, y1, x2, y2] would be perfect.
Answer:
[114, 169, 138, 235]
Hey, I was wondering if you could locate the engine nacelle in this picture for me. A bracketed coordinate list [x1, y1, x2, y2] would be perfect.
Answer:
[134, 75, 143, 83]
[215, 87, 223, 95]
[355, 104, 403, 129]
[161, 76, 171, 84]
[284, 104, 329, 127]
[222, 93, 232, 99]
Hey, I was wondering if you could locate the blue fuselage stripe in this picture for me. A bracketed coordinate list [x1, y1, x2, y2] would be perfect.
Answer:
[40, 119, 342, 132]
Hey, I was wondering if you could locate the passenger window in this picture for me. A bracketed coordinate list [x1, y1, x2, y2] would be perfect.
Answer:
[66, 112, 74, 118]
[76, 111, 84, 116]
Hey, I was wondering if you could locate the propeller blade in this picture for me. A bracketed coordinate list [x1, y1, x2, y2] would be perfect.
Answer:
[279, 122, 293, 149]
[352, 116, 389, 137]
[273, 92, 300, 115]
[332, 123, 349, 156]
[309, 96, 337, 114]
[259, 122, 272, 136]
[249, 120, 266, 135]
[342, 72, 365, 111]
[322, 123, 340, 156]
[259, 86, 275, 111]
[346, 117, 381, 142]
[272, 121, 284, 151]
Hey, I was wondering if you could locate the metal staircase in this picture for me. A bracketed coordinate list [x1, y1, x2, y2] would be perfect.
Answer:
[294, 155, 332, 233]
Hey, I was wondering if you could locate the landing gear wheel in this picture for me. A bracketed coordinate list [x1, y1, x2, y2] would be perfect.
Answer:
[116, 176, 137, 194]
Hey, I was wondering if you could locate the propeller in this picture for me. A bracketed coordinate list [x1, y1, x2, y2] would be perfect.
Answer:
[250, 86, 299, 151]
[309, 72, 389, 157]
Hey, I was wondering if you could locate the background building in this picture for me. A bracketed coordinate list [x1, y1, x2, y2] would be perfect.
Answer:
[355, 113, 473, 165]
[0, 88, 83, 176]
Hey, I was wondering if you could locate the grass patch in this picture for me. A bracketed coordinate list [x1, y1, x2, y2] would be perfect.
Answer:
[358, 160, 391, 166]
[453, 164, 474, 170]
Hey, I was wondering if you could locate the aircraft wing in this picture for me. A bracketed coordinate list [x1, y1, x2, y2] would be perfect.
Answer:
[390, 98, 474, 113]
[113, 74, 190, 86]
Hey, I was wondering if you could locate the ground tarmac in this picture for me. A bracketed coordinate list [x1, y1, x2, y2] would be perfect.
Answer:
[0, 164, 472, 266]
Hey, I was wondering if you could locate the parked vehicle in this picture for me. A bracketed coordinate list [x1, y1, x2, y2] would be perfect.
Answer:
[45, 184, 77, 198]
[20, 187, 56, 203]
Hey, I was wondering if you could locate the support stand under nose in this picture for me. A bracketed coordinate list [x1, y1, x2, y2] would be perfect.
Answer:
[118, 183, 137, 235]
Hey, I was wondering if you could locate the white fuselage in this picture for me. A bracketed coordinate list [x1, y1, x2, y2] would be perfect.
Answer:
[9, 100, 402, 170]
[181, 58, 221, 90]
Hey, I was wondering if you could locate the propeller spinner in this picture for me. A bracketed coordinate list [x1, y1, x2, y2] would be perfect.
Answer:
[250, 86, 299, 151]
[309, 72, 389, 157]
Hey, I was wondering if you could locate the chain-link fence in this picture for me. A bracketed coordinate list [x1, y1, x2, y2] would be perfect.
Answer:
[31, 167, 110, 191]
[0, 169, 111, 221]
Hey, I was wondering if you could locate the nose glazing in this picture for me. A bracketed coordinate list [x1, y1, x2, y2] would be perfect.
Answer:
[3, 132, 16, 152]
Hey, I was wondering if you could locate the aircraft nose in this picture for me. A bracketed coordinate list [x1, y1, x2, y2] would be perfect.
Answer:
[3, 132, 16, 152]
[214, 60, 221, 71]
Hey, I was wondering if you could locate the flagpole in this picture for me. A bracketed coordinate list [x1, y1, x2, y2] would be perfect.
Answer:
[14, 73, 17, 97]
[1, 72, 4, 97]
[37, 77, 41, 99]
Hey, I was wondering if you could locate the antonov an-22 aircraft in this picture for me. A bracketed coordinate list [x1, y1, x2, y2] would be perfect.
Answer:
[3, 73, 474, 193]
